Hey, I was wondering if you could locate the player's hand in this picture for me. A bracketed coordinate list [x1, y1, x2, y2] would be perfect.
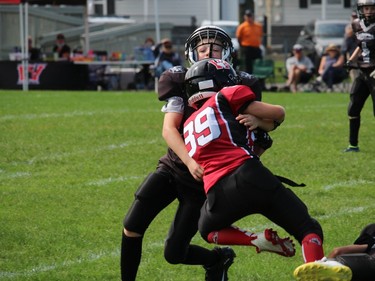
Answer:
[370, 69, 375, 79]
[186, 158, 204, 181]
[253, 128, 273, 150]
[236, 114, 260, 131]
[344, 60, 354, 70]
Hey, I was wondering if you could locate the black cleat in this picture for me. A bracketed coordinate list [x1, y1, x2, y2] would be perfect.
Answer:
[204, 247, 236, 281]
[343, 145, 359, 152]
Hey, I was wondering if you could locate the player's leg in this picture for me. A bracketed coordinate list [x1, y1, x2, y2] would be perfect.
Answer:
[198, 159, 295, 257]
[163, 180, 236, 281]
[121, 169, 177, 281]
[163, 185, 212, 265]
[345, 77, 368, 151]
[262, 185, 324, 263]
[336, 254, 375, 281]
[370, 77, 375, 116]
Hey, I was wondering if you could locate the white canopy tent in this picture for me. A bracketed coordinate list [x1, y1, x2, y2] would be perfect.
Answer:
[0, 0, 86, 91]
[1, 0, 162, 91]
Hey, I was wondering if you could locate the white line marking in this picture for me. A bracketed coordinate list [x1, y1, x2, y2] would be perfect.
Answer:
[7, 139, 159, 166]
[0, 109, 160, 121]
[86, 175, 144, 186]
[0, 249, 120, 279]
[323, 179, 373, 190]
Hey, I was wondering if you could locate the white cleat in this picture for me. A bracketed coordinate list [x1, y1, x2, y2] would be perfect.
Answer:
[293, 257, 352, 281]
[251, 228, 296, 257]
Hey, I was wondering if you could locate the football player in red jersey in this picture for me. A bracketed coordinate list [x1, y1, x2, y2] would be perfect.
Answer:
[344, 0, 375, 152]
[120, 26, 293, 281]
[183, 59, 325, 273]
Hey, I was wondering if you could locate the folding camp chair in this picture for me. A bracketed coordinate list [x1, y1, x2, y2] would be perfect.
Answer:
[252, 58, 276, 90]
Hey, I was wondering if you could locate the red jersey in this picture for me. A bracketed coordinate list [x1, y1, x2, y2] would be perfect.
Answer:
[183, 85, 256, 193]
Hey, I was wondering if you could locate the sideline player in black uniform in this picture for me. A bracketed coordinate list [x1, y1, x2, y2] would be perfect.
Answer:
[344, 0, 375, 152]
[120, 26, 294, 281]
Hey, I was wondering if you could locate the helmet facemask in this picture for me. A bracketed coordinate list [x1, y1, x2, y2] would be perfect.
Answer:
[185, 26, 234, 65]
[357, 0, 375, 25]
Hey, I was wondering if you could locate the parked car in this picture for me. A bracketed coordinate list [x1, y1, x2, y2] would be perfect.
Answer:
[201, 20, 240, 51]
[296, 19, 349, 69]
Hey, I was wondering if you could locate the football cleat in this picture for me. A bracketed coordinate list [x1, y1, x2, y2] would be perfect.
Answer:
[204, 247, 236, 281]
[343, 145, 359, 152]
[251, 228, 296, 257]
[293, 257, 352, 281]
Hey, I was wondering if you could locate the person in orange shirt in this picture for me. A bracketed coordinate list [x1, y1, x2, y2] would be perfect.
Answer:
[236, 9, 263, 73]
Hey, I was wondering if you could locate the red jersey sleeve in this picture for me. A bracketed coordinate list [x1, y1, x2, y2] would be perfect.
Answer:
[219, 85, 256, 114]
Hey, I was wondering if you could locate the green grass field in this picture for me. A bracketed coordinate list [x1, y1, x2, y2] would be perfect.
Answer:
[0, 89, 374, 281]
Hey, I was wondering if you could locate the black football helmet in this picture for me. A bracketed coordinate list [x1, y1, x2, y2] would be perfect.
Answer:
[357, 0, 375, 25]
[185, 58, 240, 108]
[185, 25, 234, 65]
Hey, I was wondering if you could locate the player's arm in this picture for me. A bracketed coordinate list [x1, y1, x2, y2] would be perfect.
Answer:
[348, 46, 361, 62]
[236, 114, 274, 131]
[241, 101, 285, 132]
[162, 112, 203, 181]
[328, 244, 368, 258]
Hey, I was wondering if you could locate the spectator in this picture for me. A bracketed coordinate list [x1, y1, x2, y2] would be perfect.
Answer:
[28, 36, 41, 61]
[317, 44, 348, 92]
[236, 9, 263, 74]
[154, 38, 182, 78]
[136, 37, 156, 89]
[294, 223, 375, 281]
[52, 33, 71, 60]
[285, 44, 315, 93]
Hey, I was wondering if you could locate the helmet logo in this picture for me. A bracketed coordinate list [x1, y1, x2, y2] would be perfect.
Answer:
[208, 59, 231, 69]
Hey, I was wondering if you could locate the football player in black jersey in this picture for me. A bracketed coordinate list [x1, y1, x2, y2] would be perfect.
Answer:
[344, 0, 375, 152]
[120, 26, 293, 281]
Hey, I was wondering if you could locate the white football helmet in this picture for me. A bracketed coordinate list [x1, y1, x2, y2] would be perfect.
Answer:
[185, 26, 234, 65]
[357, 0, 375, 24]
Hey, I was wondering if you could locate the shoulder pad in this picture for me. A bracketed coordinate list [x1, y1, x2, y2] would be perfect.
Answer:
[237, 71, 258, 86]
[158, 66, 187, 101]
[237, 71, 262, 101]
[352, 19, 361, 32]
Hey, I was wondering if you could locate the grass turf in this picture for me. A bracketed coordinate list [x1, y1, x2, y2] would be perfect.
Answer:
[0, 89, 374, 281]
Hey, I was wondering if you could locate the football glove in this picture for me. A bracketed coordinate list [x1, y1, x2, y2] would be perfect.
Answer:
[344, 60, 354, 70]
[253, 128, 273, 150]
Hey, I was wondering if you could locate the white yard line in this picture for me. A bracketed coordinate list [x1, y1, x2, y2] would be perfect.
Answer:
[323, 179, 373, 190]
[0, 109, 159, 122]
[0, 249, 120, 279]
[86, 175, 144, 186]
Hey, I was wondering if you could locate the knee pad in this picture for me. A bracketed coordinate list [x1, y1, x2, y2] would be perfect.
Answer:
[123, 171, 176, 234]
[135, 171, 173, 199]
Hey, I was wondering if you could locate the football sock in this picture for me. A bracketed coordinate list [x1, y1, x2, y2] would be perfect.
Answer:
[182, 245, 220, 266]
[207, 225, 256, 246]
[120, 231, 143, 281]
[301, 233, 324, 263]
[349, 117, 360, 147]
